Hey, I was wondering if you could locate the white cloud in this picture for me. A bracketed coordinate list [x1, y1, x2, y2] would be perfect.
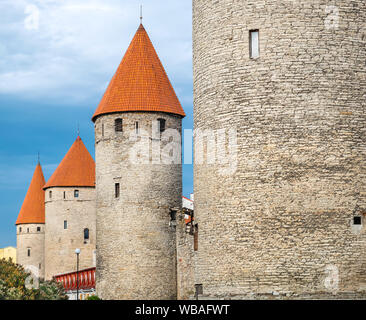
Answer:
[0, 0, 192, 105]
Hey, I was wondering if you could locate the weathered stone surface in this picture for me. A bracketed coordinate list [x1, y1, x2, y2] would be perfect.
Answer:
[44, 187, 96, 280]
[193, 0, 366, 299]
[95, 112, 182, 300]
[16, 223, 45, 279]
[176, 210, 196, 300]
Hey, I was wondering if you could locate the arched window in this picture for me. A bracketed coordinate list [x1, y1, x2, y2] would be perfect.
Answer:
[84, 228, 89, 240]
[157, 118, 166, 133]
[115, 118, 123, 132]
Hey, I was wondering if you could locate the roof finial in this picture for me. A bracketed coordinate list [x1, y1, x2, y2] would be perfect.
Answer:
[140, 5, 143, 24]
[37, 151, 40, 165]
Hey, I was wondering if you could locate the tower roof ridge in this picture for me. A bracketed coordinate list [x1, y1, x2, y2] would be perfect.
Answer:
[92, 24, 185, 122]
[43, 136, 95, 189]
[16, 163, 46, 225]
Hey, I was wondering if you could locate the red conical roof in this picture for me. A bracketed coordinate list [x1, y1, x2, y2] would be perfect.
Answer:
[92, 24, 185, 122]
[43, 137, 95, 189]
[16, 163, 46, 225]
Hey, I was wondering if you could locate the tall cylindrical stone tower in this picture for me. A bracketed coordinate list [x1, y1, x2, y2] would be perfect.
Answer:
[93, 24, 185, 300]
[44, 136, 96, 280]
[193, 1, 366, 298]
[16, 163, 46, 280]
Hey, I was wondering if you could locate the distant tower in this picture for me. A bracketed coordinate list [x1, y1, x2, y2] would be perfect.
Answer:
[193, 1, 366, 298]
[92, 24, 185, 299]
[16, 162, 46, 279]
[43, 136, 96, 280]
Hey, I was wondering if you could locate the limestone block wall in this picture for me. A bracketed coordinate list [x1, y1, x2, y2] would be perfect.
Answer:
[44, 187, 96, 280]
[94, 112, 182, 300]
[16, 223, 45, 279]
[176, 211, 196, 300]
[193, 0, 366, 299]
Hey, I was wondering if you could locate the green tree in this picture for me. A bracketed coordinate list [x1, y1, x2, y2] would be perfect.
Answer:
[86, 295, 101, 300]
[0, 258, 68, 300]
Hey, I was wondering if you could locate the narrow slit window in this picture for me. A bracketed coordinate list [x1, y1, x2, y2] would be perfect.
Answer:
[27, 248, 31, 257]
[84, 228, 90, 240]
[115, 183, 120, 198]
[74, 190, 79, 198]
[157, 118, 166, 133]
[102, 123, 105, 137]
[63, 191, 66, 199]
[64, 220, 68, 230]
[49, 191, 52, 199]
[249, 30, 259, 59]
[135, 122, 139, 134]
[353, 216, 362, 225]
[19, 227, 22, 233]
[115, 118, 123, 132]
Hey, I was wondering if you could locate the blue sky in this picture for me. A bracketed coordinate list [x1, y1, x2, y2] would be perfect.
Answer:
[0, 0, 193, 247]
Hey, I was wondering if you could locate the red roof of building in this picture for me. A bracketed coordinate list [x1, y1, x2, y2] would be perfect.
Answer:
[92, 24, 185, 121]
[16, 164, 45, 225]
[44, 137, 95, 189]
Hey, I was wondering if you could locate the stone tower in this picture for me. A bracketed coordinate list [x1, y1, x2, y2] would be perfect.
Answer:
[44, 136, 96, 280]
[193, 1, 366, 298]
[93, 24, 185, 300]
[16, 163, 46, 280]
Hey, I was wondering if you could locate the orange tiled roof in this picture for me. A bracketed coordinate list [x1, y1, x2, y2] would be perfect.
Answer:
[92, 24, 185, 121]
[43, 137, 95, 189]
[16, 163, 46, 225]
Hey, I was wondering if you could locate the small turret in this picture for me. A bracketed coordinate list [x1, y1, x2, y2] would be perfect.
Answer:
[16, 162, 46, 279]
[44, 136, 96, 280]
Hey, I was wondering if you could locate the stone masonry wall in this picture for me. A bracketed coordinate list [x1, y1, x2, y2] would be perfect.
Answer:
[193, 0, 366, 299]
[16, 223, 45, 279]
[44, 187, 96, 280]
[94, 112, 182, 300]
[176, 210, 196, 300]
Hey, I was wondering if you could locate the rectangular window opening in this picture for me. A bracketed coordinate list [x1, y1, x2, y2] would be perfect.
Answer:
[27, 248, 31, 257]
[74, 190, 79, 198]
[115, 183, 120, 198]
[115, 119, 123, 133]
[158, 118, 166, 134]
[354, 216, 362, 225]
[135, 122, 139, 134]
[64, 220, 68, 230]
[37, 227, 41, 232]
[249, 29, 260, 59]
